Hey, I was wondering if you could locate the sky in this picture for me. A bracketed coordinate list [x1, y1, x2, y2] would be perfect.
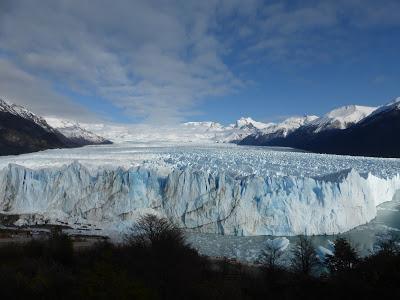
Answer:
[0, 0, 399, 124]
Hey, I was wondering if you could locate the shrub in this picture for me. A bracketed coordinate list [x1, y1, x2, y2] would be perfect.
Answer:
[126, 214, 185, 250]
[259, 241, 285, 271]
[290, 235, 319, 276]
[46, 227, 74, 264]
[325, 238, 359, 274]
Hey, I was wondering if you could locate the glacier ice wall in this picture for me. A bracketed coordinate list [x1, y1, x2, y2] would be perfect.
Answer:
[1, 162, 399, 236]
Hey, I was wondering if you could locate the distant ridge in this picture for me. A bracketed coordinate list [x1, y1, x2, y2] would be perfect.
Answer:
[45, 117, 112, 146]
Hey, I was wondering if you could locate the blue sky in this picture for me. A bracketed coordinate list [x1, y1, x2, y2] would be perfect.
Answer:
[0, 0, 399, 124]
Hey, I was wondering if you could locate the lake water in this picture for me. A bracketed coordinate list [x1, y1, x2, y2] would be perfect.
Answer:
[187, 191, 400, 263]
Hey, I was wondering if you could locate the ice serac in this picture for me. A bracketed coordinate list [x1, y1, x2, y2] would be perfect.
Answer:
[1, 162, 399, 236]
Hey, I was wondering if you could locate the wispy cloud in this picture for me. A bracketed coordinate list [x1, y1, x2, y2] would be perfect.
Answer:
[235, 0, 400, 65]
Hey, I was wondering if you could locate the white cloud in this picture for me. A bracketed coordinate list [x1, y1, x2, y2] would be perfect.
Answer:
[0, 0, 245, 123]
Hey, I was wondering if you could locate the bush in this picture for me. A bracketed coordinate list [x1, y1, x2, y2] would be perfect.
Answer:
[1, 227, 400, 299]
[325, 238, 359, 274]
[126, 214, 185, 250]
[259, 241, 285, 271]
[290, 235, 319, 276]
[123, 214, 208, 299]
[46, 227, 74, 265]
[376, 235, 400, 256]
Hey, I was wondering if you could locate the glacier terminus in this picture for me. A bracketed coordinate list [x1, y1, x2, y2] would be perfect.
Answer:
[0, 142, 399, 237]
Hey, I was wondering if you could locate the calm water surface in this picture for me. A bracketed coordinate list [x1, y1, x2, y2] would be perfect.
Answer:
[187, 191, 400, 263]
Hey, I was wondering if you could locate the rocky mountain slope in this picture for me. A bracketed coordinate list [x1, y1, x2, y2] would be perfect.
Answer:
[0, 99, 111, 155]
[0, 99, 72, 155]
[302, 98, 400, 157]
[240, 99, 400, 158]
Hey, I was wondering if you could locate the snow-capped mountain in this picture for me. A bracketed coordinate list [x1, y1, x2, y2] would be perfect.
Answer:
[183, 117, 272, 143]
[239, 115, 318, 146]
[47, 97, 400, 158]
[45, 117, 112, 146]
[232, 117, 271, 130]
[259, 115, 319, 137]
[212, 117, 271, 143]
[4, 95, 395, 157]
[240, 98, 400, 158]
[0, 98, 72, 155]
[324, 97, 400, 157]
[222, 116, 320, 143]
[240, 104, 377, 146]
[0, 98, 57, 134]
[363, 97, 400, 120]
[304, 105, 376, 133]
[0, 98, 111, 155]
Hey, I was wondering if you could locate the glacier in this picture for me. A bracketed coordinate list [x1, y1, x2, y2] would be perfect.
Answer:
[0, 143, 400, 236]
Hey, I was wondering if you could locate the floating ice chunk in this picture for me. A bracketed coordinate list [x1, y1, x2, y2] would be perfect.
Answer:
[265, 237, 290, 252]
[316, 246, 334, 262]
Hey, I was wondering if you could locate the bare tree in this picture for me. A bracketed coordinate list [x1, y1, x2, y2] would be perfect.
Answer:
[125, 214, 185, 249]
[291, 235, 319, 276]
[259, 241, 285, 270]
[376, 234, 400, 256]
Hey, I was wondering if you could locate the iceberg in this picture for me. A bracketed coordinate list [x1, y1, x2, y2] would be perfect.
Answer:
[265, 237, 290, 252]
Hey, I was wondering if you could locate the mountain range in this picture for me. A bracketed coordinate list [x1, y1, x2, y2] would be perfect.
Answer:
[239, 98, 400, 158]
[1, 97, 399, 158]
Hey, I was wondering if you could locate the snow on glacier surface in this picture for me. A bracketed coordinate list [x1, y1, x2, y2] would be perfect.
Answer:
[0, 142, 400, 237]
[1, 142, 399, 177]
